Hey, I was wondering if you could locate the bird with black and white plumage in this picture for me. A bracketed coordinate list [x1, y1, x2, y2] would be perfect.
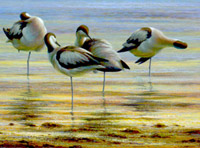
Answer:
[118, 27, 188, 80]
[75, 25, 130, 94]
[3, 12, 47, 76]
[44, 32, 107, 110]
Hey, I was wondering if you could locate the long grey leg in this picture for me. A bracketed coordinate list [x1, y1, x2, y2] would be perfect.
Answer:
[70, 76, 74, 111]
[27, 52, 31, 76]
[149, 58, 152, 81]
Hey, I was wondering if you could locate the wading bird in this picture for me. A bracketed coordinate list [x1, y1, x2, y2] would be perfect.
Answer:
[118, 27, 187, 80]
[44, 32, 107, 110]
[3, 12, 47, 76]
[75, 25, 130, 94]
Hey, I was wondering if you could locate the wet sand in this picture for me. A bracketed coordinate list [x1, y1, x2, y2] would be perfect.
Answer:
[0, 39, 200, 147]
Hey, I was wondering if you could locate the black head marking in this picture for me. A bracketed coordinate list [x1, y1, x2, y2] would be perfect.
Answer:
[44, 32, 56, 42]
[76, 25, 89, 35]
[44, 32, 57, 53]
[20, 12, 31, 20]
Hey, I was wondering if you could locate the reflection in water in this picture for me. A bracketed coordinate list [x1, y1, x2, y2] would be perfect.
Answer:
[136, 75, 154, 92]
[148, 81, 153, 92]
[102, 92, 107, 113]
[70, 104, 75, 129]
[79, 94, 118, 131]
[134, 100, 159, 112]
[27, 75, 30, 94]
[7, 77, 45, 126]
[121, 88, 164, 113]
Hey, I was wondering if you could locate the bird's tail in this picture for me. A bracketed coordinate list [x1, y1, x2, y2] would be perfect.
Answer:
[3, 28, 12, 41]
[120, 60, 130, 69]
[173, 40, 188, 49]
[97, 66, 122, 72]
[135, 57, 150, 65]
[117, 46, 132, 53]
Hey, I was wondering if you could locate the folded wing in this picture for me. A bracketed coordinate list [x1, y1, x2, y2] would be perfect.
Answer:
[3, 20, 28, 40]
[118, 27, 152, 52]
[56, 47, 106, 70]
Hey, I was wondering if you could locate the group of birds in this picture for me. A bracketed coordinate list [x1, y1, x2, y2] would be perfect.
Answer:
[3, 12, 188, 107]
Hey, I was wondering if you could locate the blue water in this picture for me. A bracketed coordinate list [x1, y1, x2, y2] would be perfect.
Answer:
[0, 0, 199, 62]
[0, 0, 200, 34]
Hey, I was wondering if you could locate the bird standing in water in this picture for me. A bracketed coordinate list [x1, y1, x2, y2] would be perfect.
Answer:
[75, 25, 130, 94]
[118, 27, 187, 81]
[3, 12, 47, 76]
[44, 32, 107, 110]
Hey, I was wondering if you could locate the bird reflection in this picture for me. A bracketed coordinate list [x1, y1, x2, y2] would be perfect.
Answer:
[136, 76, 154, 92]
[148, 81, 153, 92]
[102, 92, 107, 113]
[25, 75, 31, 96]
[7, 76, 45, 126]
[70, 102, 75, 129]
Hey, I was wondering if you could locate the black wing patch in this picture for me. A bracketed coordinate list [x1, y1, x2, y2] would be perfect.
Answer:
[3, 28, 11, 40]
[97, 59, 130, 72]
[56, 49, 106, 70]
[3, 21, 28, 40]
[126, 37, 141, 47]
[81, 39, 98, 52]
[117, 46, 132, 53]
[127, 27, 152, 48]
[97, 66, 122, 72]
[118, 27, 152, 53]
[143, 27, 152, 39]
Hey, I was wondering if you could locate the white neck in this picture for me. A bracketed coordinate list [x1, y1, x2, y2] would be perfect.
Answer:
[154, 32, 176, 48]
[75, 32, 87, 47]
[162, 36, 177, 47]
[50, 36, 59, 49]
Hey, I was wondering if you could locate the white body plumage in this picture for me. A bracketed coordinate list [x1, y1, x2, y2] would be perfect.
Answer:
[3, 12, 47, 75]
[4, 12, 47, 52]
[14, 17, 47, 51]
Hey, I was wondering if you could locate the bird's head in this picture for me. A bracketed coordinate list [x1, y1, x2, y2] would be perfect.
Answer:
[20, 12, 31, 20]
[76, 25, 92, 40]
[44, 33, 60, 53]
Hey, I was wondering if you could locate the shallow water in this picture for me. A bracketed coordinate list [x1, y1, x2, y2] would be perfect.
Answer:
[0, 0, 200, 147]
